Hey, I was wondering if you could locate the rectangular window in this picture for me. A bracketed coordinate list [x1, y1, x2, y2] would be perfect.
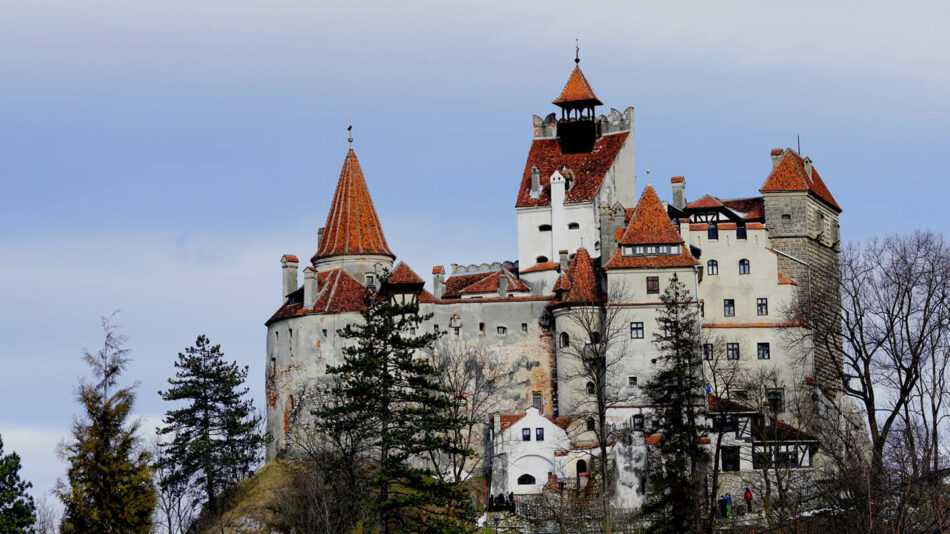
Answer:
[409, 327, 416, 335]
[736, 224, 747, 239]
[724, 299, 735, 317]
[623, 246, 634, 256]
[757, 342, 771, 360]
[536, 428, 544, 441]
[497, 326, 507, 335]
[708, 223, 719, 240]
[726, 343, 740, 360]
[630, 322, 644, 339]
[703, 343, 714, 361]
[646, 245, 656, 254]
[521, 323, 528, 333]
[767, 389, 784, 413]
[532, 392, 542, 411]
[633, 415, 644, 430]
[288, 328, 293, 358]
[635, 246, 644, 254]
[646, 276, 660, 294]
[628, 376, 638, 386]
[522, 428, 530, 441]
[479, 322, 485, 335]
[757, 298, 768, 316]
[753, 450, 771, 469]
[722, 446, 741, 472]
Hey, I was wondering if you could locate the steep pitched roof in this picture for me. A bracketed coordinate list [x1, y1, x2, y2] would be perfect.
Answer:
[519, 261, 559, 274]
[549, 248, 602, 308]
[721, 197, 765, 220]
[312, 149, 395, 262]
[265, 269, 367, 325]
[388, 262, 424, 285]
[687, 194, 724, 209]
[515, 132, 630, 208]
[617, 186, 684, 246]
[552, 66, 603, 106]
[761, 149, 841, 212]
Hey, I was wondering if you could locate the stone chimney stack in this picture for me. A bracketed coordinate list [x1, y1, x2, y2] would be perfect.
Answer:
[303, 267, 319, 308]
[281, 255, 299, 302]
[770, 148, 783, 169]
[316, 227, 325, 255]
[803, 157, 813, 179]
[559, 249, 569, 272]
[529, 166, 541, 198]
[432, 266, 445, 299]
[498, 273, 509, 297]
[671, 176, 686, 210]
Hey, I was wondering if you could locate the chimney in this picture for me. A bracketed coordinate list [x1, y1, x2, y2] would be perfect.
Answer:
[530, 166, 541, 198]
[671, 176, 686, 210]
[803, 157, 813, 179]
[432, 265, 445, 299]
[770, 148, 783, 169]
[498, 272, 509, 297]
[303, 267, 319, 308]
[281, 255, 299, 302]
[559, 249, 569, 272]
[316, 227, 325, 255]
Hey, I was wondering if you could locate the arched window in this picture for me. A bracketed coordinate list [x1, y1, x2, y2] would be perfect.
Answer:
[586, 381, 596, 395]
[536, 255, 549, 264]
[568, 222, 580, 230]
[739, 259, 750, 275]
[560, 332, 570, 348]
[517, 474, 536, 485]
[539, 224, 552, 232]
[707, 260, 718, 275]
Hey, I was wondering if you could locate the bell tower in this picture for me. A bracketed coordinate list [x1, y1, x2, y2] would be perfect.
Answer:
[552, 48, 602, 154]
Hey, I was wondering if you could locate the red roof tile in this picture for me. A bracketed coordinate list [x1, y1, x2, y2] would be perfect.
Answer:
[671, 176, 685, 184]
[265, 269, 368, 325]
[708, 394, 756, 413]
[646, 435, 661, 445]
[617, 186, 684, 246]
[441, 272, 494, 299]
[687, 194, 724, 209]
[552, 273, 571, 292]
[459, 270, 530, 295]
[312, 149, 395, 262]
[721, 197, 765, 220]
[432, 265, 445, 274]
[515, 132, 630, 208]
[519, 261, 558, 274]
[605, 244, 699, 270]
[547, 416, 573, 430]
[388, 261, 424, 285]
[499, 413, 526, 432]
[761, 149, 840, 211]
[282, 254, 299, 263]
[549, 248, 602, 308]
[552, 66, 602, 106]
[778, 271, 798, 286]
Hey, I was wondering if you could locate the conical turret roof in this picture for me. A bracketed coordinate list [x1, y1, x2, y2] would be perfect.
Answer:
[312, 149, 394, 262]
[553, 66, 602, 107]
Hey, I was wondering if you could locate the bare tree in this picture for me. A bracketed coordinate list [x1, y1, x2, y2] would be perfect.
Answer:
[33, 493, 60, 534]
[149, 438, 195, 534]
[701, 335, 740, 530]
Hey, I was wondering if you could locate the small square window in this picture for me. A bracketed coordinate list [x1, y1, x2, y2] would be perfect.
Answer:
[522, 323, 528, 333]
[758, 342, 771, 360]
[646, 276, 660, 294]
[630, 322, 644, 339]
[633, 415, 644, 430]
[757, 298, 768, 316]
[409, 327, 416, 335]
[647, 245, 657, 254]
[726, 343, 740, 360]
[322, 329, 328, 336]
[724, 299, 735, 317]
[536, 428, 544, 441]
[434, 324, 440, 333]
[479, 322, 485, 335]
[635, 246, 644, 254]
[497, 326, 507, 335]
[522, 428, 530, 441]
[703, 343, 714, 361]
[628, 376, 638, 386]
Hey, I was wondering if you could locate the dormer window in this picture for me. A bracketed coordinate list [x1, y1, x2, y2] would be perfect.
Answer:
[635, 246, 644, 254]
[622, 246, 634, 256]
[539, 224, 552, 232]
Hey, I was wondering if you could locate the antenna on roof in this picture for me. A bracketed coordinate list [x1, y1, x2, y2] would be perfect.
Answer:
[797, 133, 800, 154]
[575, 39, 580, 65]
[347, 119, 353, 149]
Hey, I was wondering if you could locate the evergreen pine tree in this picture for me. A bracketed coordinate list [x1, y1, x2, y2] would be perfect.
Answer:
[56, 314, 155, 533]
[0, 433, 35, 534]
[315, 272, 474, 534]
[642, 275, 709, 534]
[156, 335, 265, 521]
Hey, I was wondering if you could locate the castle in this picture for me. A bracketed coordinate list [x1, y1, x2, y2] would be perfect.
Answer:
[264, 57, 841, 507]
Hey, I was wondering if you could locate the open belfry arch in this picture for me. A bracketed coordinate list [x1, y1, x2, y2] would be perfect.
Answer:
[265, 52, 841, 506]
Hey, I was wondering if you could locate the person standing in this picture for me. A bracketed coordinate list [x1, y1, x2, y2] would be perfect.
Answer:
[725, 493, 732, 517]
[744, 487, 753, 513]
[719, 495, 728, 518]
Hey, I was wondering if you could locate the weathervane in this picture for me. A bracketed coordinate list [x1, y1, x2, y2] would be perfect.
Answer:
[347, 119, 353, 149]
[575, 38, 580, 65]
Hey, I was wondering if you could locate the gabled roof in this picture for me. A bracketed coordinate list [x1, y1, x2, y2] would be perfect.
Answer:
[519, 261, 559, 274]
[515, 132, 630, 208]
[552, 66, 602, 106]
[441, 272, 494, 299]
[687, 194, 724, 210]
[312, 149, 395, 262]
[761, 149, 841, 212]
[549, 248, 602, 308]
[388, 262, 424, 285]
[266, 268, 367, 325]
[686, 195, 765, 221]
[617, 186, 684, 246]
[707, 394, 757, 414]
[458, 270, 530, 295]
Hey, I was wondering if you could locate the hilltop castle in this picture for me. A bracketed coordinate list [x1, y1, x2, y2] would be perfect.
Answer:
[265, 58, 842, 506]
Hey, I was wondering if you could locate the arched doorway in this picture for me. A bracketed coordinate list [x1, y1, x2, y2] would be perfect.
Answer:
[576, 459, 588, 488]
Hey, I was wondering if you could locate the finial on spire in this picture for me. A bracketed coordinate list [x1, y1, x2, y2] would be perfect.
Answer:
[575, 39, 580, 65]
[347, 119, 353, 148]
[646, 168, 652, 187]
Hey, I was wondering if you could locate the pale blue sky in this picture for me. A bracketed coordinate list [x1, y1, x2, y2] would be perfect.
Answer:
[2, 0, 949, 502]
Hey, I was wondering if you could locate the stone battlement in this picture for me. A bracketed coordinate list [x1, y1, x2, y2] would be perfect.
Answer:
[532, 107, 634, 139]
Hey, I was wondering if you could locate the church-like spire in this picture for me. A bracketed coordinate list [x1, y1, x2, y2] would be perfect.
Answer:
[311, 148, 395, 263]
[552, 46, 602, 108]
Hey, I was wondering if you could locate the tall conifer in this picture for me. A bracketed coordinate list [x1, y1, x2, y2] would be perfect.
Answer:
[0, 433, 35, 533]
[315, 272, 474, 534]
[57, 314, 155, 533]
[156, 335, 264, 521]
[642, 276, 709, 534]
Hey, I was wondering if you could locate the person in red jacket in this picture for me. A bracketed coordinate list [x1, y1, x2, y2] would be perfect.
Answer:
[744, 487, 753, 513]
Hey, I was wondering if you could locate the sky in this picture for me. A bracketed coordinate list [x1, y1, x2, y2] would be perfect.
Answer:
[2, 0, 949, 504]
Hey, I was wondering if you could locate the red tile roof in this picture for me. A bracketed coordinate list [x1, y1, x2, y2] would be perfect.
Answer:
[312, 149, 395, 262]
[441, 272, 493, 299]
[549, 248, 602, 308]
[459, 270, 530, 295]
[671, 176, 685, 184]
[721, 197, 765, 219]
[617, 186, 684, 246]
[388, 261, 424, 285]
[432, 265, 445, 274]
[761, 149, 841, 211]
[515, 132, 630, 208]
[707, 394, 756, 413]
[645, 435, 661, 445]
[702, 321, 800, 328]
[552, 273, 571, 292]
[520, 261, 559, 274]
[605, 244, 699, 270]
[265, 269, 368, 325]
[282, 254, 299, 263]
[778, 271, 798, 285]
[687, 194, 724, 209]
[552, 66, 602, 106]
[498, 413, 526, 432]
